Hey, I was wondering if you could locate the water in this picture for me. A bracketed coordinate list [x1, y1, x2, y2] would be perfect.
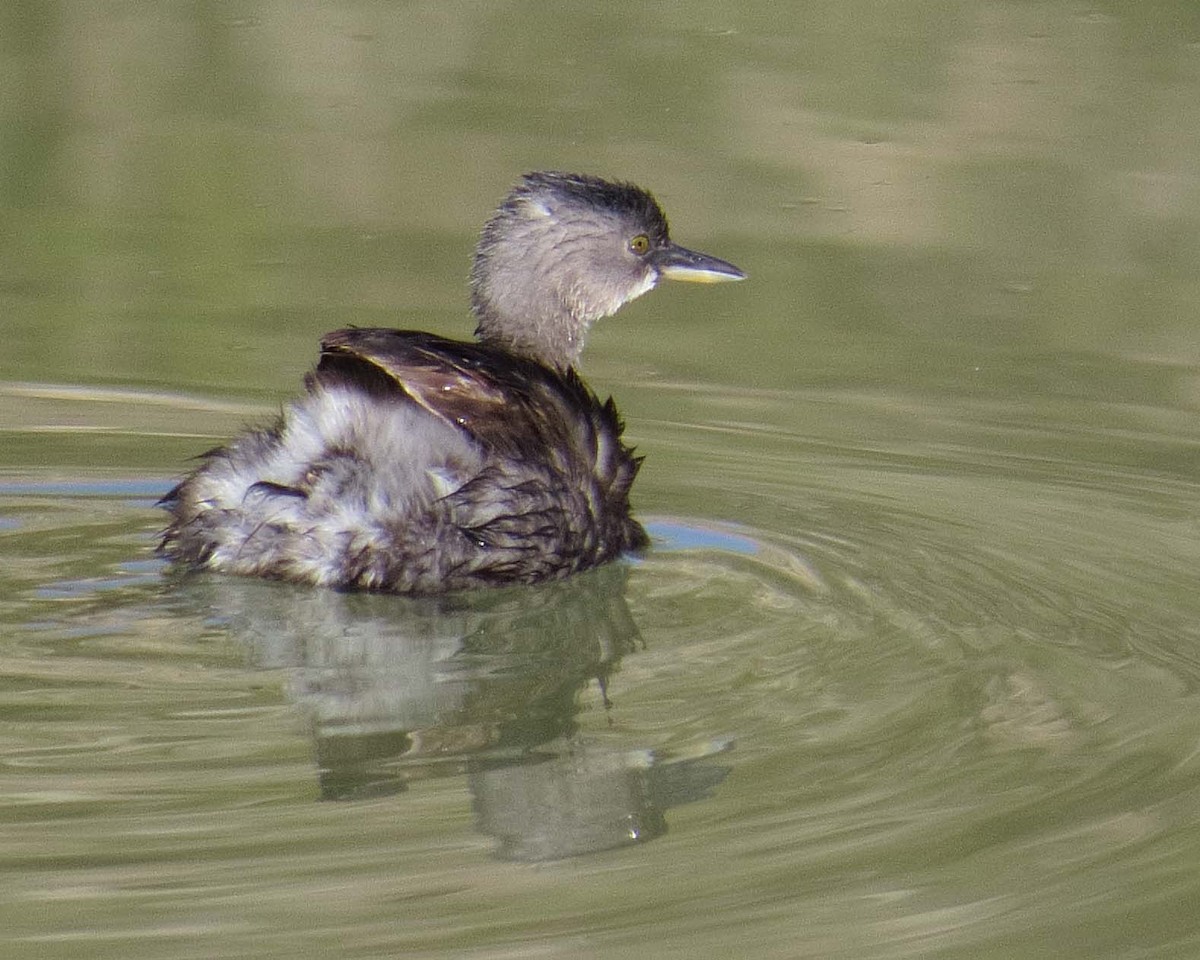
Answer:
[4, 3, 1200, 958]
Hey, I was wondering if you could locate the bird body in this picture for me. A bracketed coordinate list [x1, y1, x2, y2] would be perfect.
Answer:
[159, 172, 743, 593]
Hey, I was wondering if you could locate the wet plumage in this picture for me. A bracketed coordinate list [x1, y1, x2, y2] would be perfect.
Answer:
[159, 172, 744, 593]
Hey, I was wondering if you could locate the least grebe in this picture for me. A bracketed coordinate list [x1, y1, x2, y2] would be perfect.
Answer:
[159, 171, 744, 593]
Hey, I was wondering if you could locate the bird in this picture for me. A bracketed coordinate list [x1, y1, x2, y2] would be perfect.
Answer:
[158, 171, 745, 594]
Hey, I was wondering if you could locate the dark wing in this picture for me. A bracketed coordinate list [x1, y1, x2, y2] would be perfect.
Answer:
[310, 328, 602, 459]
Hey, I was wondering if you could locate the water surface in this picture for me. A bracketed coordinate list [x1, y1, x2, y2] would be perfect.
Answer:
[3, 3, 1200, 958]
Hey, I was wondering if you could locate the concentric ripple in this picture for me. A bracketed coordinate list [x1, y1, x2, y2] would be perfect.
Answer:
[2, 377, 1199, 957]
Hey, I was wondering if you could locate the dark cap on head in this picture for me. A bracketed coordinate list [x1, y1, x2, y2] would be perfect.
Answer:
[470, 171, 744, 370]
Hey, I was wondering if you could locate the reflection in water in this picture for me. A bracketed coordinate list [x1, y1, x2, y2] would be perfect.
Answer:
[177, 564, 730, 861]
[4, 0, 1200, 948]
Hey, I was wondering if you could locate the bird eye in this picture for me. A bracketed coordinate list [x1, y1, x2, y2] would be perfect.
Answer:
[629, 234, 650, 256]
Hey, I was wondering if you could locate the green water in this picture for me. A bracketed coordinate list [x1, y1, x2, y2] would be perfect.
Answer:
[3, 3, 1200, 958]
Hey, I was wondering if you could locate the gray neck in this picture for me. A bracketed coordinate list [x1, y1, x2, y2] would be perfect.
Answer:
[472, 300, 587, 371]
[470, 217, 599, 370]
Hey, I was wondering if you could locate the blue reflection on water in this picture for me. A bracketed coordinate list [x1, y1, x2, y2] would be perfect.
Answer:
[0, 479, 171, 499]
[644, 520, 760, 555]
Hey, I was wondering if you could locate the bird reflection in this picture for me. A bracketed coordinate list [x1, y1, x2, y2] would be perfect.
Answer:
[181, 563, 730, 860]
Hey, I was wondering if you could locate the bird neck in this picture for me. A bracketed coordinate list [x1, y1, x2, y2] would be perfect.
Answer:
[472, 302, 587, 372]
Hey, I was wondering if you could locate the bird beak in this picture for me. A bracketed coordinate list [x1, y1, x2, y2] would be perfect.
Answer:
[654, 243, 746, 284]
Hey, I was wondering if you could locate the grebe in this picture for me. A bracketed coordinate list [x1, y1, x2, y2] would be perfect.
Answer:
[159, 172, 744, 593]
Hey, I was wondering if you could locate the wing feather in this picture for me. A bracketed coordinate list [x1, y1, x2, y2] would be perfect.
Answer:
[311, 328, 599, 460]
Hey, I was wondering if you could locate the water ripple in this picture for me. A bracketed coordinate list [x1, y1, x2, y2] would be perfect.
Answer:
[3, 381, 1200, 955]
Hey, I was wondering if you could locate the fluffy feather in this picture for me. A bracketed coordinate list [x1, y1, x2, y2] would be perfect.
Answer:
[160, 329, 646, 593]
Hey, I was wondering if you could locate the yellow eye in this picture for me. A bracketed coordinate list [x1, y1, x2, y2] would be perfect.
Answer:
[629, 234, 650, 256]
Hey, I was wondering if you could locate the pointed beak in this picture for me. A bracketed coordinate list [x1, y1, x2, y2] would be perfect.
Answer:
[653, 243, 746, 284]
